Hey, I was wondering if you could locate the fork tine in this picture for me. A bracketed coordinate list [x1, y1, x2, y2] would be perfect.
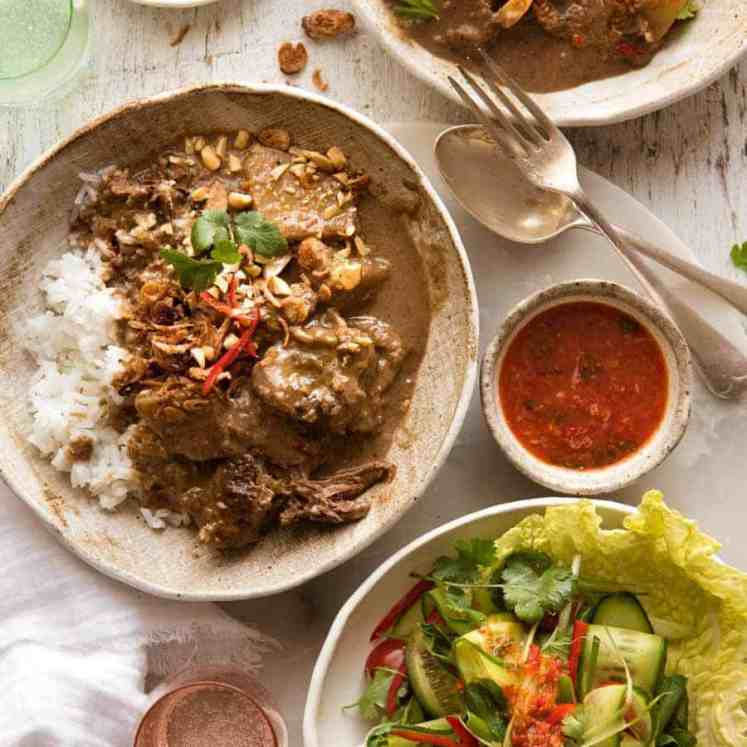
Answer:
[447, 77, 517, 160]
[458, 66, 532, 152]
[478, 49, 557, 139]
[466, 61, 542, 146]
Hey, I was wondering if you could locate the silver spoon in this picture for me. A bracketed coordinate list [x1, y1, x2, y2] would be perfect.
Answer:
[436, 123, 747, 399]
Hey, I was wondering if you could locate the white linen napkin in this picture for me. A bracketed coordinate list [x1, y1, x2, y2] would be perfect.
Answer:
[0, 480, 274, 747]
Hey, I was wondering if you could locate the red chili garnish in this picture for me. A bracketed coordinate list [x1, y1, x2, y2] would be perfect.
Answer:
[200, 291, 235, 317]
[390, 730, 460, 747]
[365, 639, 405, 677]
[446, 716, 479, 746]
[547, 703, 576, 725]
[227, 274, 238, 308]
[568, 620, 589, 686]
[202, 307, 261, 395]
[370, 580, 434, 642]
[386, 658, 408, 715]
[572, 33, 586, 47]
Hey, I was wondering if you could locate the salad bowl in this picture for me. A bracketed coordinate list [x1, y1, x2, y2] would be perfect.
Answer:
[304, 494, 747, 746]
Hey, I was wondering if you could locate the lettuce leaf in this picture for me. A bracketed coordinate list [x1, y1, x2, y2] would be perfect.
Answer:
[490, 492, 747, 746]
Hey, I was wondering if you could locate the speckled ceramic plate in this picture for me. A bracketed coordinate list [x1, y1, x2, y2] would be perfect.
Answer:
[0, 84, 478, 601]
[353, 0, 747, 126]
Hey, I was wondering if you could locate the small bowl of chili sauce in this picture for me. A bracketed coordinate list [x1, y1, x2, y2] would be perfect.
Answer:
[481, 280, 692, 495]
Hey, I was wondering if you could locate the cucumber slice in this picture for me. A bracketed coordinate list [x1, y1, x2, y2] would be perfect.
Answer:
[454, 615, 524, 688]
[592, 593, 654, 634]
[406, 626, 462, 717]
[393, 599, 424, 637]
[582, 684, 627, 747]
[578, 624, 667, 698]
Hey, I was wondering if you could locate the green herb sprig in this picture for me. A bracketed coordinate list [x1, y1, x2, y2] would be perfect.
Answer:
[676, 0, 699, 21]
[161, 208, 287, 291]
[730, 241, 747, 272]
[395, 0, 439, 21]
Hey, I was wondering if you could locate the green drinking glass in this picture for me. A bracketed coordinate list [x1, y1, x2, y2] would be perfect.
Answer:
[0, 0, 91, 106]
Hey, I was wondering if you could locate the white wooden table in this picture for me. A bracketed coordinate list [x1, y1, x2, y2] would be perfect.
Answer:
[2, 2, 746, 744]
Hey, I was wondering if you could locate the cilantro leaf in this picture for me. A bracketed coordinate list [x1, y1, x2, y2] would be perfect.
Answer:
[160, 249, 223, 292]
[455, 538, 497, 568]
[730, 241, 747, 272]
[191, 209, 230, 254]
[210, 227, 242, 264]
[676, 0, 699, 20]
[346, 669, 395, 722]
[234, 211, 288, 257]
[432, 537, 497, 584]
[501, 557, 576, 624]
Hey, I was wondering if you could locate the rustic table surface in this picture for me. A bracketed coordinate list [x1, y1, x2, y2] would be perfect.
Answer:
[2, 1, 746, 744]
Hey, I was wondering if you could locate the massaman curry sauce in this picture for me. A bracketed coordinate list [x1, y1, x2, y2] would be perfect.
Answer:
[74, 128, 433, 550]
[499, 302, 668, 469]
[387, 0, 693, 93]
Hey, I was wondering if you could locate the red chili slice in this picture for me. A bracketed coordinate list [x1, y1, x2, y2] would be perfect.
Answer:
[365, 639, 406, 677]
[202, 307, 261, 395]
[386, 658, 408, 715]
[370, 580, 434, 642]
[390, 730, 460, 747]
[568, 620, 589, 686]
[200, 291, 235, 317]
[446, 716, 479, 746]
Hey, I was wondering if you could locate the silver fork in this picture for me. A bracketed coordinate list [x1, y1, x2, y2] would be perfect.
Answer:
[450, 52, 747, 400]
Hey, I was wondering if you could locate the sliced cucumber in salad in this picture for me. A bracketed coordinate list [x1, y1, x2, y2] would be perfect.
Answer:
[578, 623, 667, 698]
[405, 626, 462, 717]
[592, 593, 654, 634]
[581, 684, 628, 747]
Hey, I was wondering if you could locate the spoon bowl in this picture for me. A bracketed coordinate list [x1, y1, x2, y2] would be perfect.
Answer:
[435, 124, 584, 244]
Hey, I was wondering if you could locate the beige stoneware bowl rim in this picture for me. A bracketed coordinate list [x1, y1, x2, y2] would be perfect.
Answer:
[0, 81, 480, 601]
[480, 279, 692, 496]
[303, 496, 636, 747]
[352, 0, 747, 127]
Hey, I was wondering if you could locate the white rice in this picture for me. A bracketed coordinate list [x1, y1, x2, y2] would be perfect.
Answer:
[24, 244, 189, 529]
[25, 247, 135, 510]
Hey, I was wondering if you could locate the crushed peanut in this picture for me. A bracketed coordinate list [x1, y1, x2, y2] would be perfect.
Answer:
[302, 9, 356, 40]
[228, 191, 253, 209]
[278, 41, 309, 75]
[201, 145, 221, 171]
[258, 127, 291, 151]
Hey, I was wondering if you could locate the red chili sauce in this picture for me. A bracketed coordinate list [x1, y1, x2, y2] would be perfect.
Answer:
[498, 301, 668, 470]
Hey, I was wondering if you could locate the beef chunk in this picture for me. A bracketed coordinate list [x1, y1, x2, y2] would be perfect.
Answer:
[251, 311, 406, 433]
[176, 453, 393, 549]
[132, 377, 321, 468]
[534, 0, 653, 58]
[279, 461, 394, 526]
[242, 143, 357, 240]
[177, 454, 282, 549]
[297, 237, 391, 310]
